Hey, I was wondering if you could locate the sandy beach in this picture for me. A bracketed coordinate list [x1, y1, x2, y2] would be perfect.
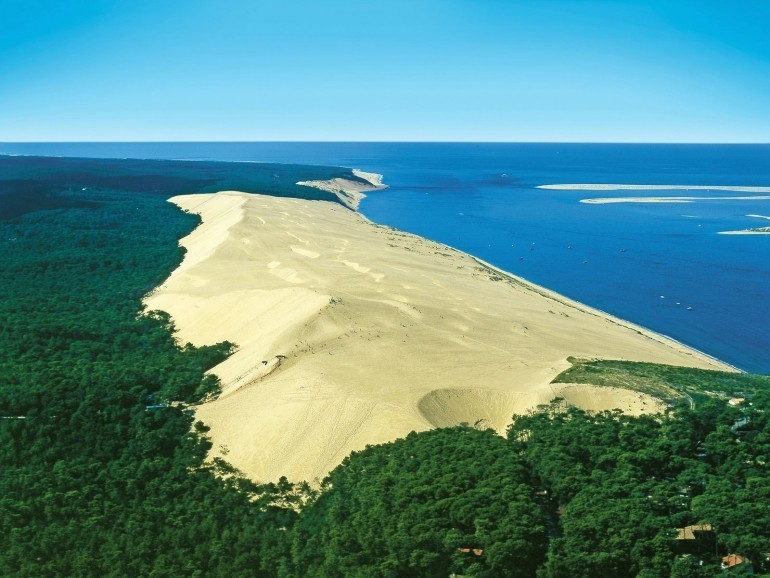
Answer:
[144, 191, 733, 484]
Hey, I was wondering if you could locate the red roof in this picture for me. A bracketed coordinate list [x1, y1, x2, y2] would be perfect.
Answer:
[722, 554, 747, 569]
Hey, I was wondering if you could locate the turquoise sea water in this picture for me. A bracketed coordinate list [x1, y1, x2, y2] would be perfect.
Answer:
[2, 142, 768, 373]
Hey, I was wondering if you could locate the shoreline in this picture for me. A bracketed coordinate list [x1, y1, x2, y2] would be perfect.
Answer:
[466, 254, 742, 373]
[656, 332, 741, 372]
[365, 230, 739, 372]
[354, 200, 741, 372]
[145, 190, 734, 483]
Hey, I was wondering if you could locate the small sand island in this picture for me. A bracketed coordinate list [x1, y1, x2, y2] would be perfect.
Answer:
[538, 184, 770, 192]
[537, 183, 770, 205]
[580, 195, 770, 204]
[145, 187, 732, 484]
[719, 214, 770, 235]
[719, 227, 770, 235]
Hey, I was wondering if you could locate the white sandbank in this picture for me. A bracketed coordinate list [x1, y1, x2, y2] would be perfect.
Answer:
[719, 214, 770, 235]
[296, 169, 386, 210]
[718, 228, 770, 235]
[538, 184, 770, 205]
[144, 192, 733, 484]
[581, 196, 770, 204]
[539, 184, 770, 192]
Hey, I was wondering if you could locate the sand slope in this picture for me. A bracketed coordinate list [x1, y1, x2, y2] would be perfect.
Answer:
[144, 192, 732, 484]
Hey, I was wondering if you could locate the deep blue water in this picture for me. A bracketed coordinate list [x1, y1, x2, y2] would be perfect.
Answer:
[2, 142, 769, 373]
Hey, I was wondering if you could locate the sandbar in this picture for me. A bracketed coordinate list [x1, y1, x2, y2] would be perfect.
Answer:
[718, 228, 770, 235]
[297, 170, 386, 210]
[145, 192, 733, 484]
[581, 196, 770, 204]
[719, 214, 770, 235]
[539, 184, 770, 192]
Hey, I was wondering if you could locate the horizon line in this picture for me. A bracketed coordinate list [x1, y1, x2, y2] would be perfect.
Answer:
[2, 140, 769, 146]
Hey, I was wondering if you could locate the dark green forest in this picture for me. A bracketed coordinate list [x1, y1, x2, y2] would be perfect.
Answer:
[1, 156, 768, 577]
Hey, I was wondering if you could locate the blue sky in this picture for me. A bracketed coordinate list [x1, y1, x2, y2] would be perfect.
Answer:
[1, 0, 769, 142]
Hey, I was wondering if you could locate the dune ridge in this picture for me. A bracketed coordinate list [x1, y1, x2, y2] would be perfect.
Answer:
[144, 191, 732, 484]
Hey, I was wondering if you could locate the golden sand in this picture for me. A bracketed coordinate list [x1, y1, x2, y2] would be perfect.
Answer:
[145, 192, 732, 483]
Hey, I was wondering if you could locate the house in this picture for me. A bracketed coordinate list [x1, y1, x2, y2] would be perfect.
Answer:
[721, 553, 751, 572]
[676, 524, 712, 541]
[675, 524, 714, 555]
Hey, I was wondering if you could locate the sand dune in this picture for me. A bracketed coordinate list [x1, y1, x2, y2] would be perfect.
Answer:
[144, 192, 732, 484]
[551, 383, 666, 415]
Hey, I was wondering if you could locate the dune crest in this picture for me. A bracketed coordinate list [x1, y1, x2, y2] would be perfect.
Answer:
[145, 192, 731, 484]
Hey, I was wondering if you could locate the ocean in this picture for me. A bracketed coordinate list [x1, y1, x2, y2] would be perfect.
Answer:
[2, 142, 768, 373]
